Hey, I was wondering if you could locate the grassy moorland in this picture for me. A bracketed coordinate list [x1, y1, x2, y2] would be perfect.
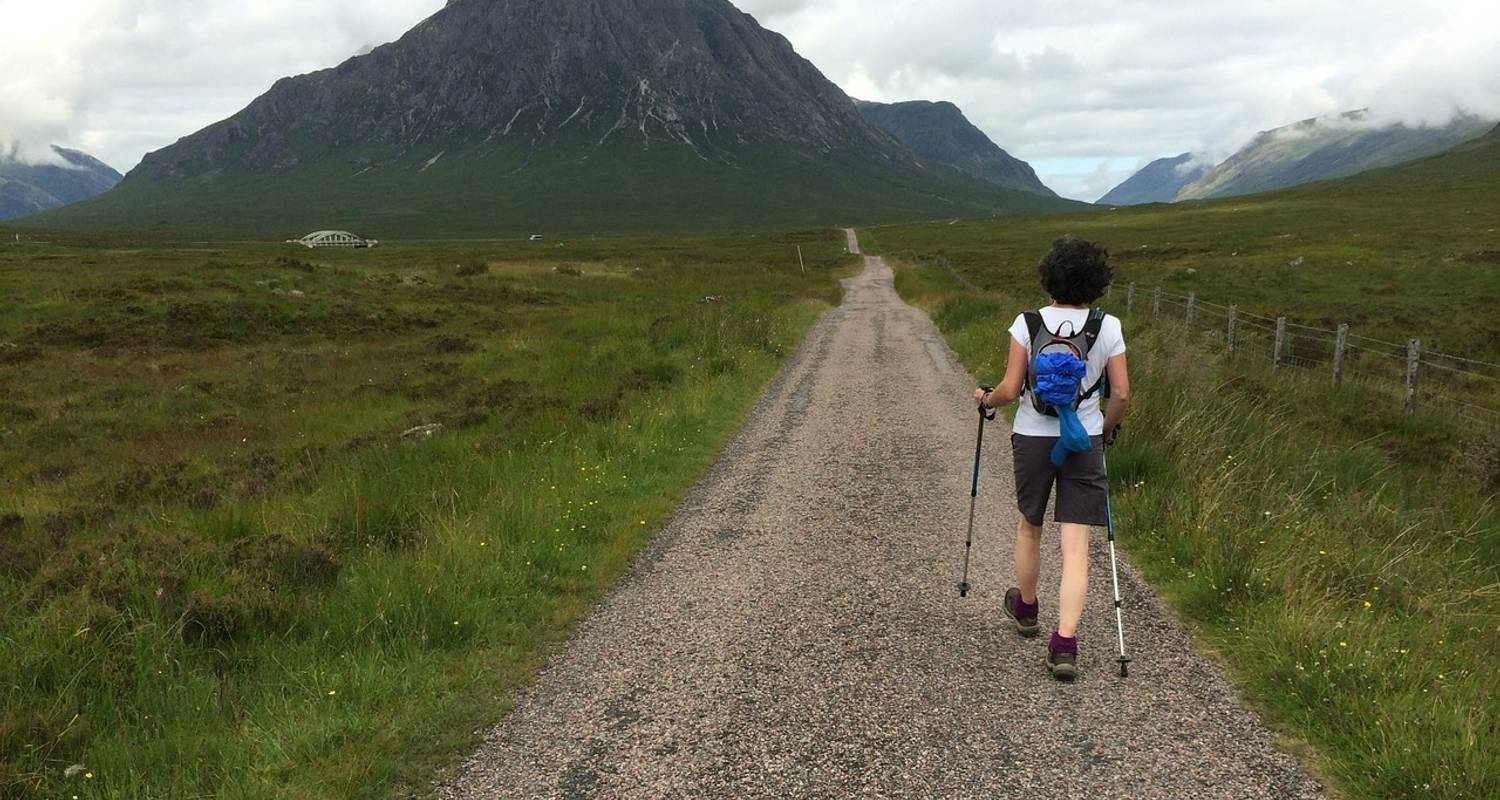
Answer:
[873, 135, 1500, 799]
[0, 228, 850, 798]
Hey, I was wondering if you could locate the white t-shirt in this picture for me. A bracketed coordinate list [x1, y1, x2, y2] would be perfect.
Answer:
[1008, 308, 1126, 437]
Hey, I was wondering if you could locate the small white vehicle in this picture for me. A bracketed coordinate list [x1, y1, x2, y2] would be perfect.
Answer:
[529, 234, 544, 242]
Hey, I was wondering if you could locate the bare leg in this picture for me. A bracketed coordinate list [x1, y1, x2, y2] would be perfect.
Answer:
[1015, 519, 1042, 603]
[1057, 523, 1091, 637]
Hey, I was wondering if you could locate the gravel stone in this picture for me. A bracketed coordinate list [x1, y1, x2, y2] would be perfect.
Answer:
[439, 250, 1324, 800]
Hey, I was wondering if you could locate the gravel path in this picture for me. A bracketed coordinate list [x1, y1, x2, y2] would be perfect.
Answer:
[440, 242, 1323, 799]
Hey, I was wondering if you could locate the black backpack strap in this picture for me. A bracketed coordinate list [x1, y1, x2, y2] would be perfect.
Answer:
[1021, 311, 1047, 412]
[1081, 308, 1105, 355]
[1023, 311, 1045, 345]
[1078, 309, 1110, 402]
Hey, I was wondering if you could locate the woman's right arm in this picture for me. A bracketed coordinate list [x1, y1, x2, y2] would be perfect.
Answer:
[1102, 353, 1131, 440]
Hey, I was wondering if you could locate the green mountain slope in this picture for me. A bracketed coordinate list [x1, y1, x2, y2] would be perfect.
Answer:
[37, 140, 1076, 236]
[1177, 111, 1493, 201]
[855, 100, 1057, 197]
[37, 0, 1079, 236]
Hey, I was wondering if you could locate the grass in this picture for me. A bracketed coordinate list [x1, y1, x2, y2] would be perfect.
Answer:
[877, 139, 1500, 799]
[0, 226, 851, 798]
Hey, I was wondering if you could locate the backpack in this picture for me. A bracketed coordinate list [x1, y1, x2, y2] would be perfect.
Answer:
[1023, 308, 1110, 418]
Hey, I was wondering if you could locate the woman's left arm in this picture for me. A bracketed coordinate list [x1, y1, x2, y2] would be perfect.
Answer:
[1101, 353, 1131, 440]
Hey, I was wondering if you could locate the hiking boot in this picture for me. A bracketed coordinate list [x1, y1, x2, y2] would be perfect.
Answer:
[1003, 588, 1040, 637]
[1047, 633, 1079, 681]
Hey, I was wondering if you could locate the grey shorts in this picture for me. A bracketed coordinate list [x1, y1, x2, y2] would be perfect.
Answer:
[1011, 434, 1109, 527]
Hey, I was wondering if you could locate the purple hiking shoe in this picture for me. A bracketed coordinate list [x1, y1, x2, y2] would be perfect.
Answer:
[1003, 588, 1040, 637]
[1047, 632, 1079, 681]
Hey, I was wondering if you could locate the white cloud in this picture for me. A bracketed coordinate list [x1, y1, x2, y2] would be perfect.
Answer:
[742, 0, 1500, 197]
[0, 0, 444, 170]
[2, 0, 1497, 200]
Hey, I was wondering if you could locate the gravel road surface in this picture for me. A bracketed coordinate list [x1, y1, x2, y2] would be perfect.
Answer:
[440, 241, 1323, 799]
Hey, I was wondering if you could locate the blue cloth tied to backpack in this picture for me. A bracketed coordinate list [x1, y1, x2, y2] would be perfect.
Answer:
[1033, 351, 1093, 466]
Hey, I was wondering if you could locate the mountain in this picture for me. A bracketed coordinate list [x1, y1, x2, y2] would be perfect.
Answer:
[1096, 153, 1208, 206]
[855, 100, 1056, 197]
[38, 0, 1079, 235]
[1263, 109, 1499, 230]
[0, 146, 122, 221]
[1176, 111, 1494, 201]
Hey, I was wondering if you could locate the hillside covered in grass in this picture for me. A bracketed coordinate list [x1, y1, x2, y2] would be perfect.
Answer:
[37, 141, 1076, 237]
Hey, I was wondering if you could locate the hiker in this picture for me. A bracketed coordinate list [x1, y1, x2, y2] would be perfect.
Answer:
[972, 235, 1131, 680]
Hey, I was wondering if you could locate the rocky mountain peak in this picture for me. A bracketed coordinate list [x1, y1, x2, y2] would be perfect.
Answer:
[855, 99, 1056, 197]
[52, 0, 1080, 234]
[134, 0, 907, 181]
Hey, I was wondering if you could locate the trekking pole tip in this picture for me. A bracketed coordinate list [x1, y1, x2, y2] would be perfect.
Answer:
[1118, 656, 1133, 678]
[958, 582, 970, 598]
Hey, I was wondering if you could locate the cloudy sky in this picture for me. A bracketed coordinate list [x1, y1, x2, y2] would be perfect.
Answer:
[2, 0, 1497, 200]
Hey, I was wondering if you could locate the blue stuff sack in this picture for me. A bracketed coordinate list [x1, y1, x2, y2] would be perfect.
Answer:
[1033, 351, 1093, 466]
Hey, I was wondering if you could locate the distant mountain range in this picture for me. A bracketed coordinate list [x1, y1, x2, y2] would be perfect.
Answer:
[0, 146, 122, 221]
[37, 0, 1079, 235]
[856, 100, 1056, 197]
[1096, 153, 1207, 206]
[1100, 111, 1495, 206]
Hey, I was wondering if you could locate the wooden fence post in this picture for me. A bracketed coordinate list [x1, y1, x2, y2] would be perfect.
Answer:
[1186, 292, 1197, 327]
[797, 246, 805, 274]
[1273, 317, 1287, 369]
[1405, 339, 1421, 415]
[1333, 324, 1349, 384]
[1127, 283, 1136, 314]
[1152, 288, 1161, 316]
[1227, 306, 1238, 356]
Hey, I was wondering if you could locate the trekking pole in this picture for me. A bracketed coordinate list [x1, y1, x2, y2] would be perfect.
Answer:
[959, 385, 998, 598]
[1101, 444, 1133, 677]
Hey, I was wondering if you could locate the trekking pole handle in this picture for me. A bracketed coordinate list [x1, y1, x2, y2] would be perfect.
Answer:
[1104, 423, 1122, 448]
[977, 385, 998, 421]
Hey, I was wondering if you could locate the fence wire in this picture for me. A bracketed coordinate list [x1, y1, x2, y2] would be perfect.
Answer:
[936, 262, 1500, 429]
[1112, 283, 1500, 431]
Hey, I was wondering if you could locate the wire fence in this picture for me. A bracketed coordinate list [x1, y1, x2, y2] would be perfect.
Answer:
[1108, 282, 1500, 431]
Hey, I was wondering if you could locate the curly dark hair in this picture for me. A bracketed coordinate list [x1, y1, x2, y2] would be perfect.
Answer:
[1037, 235, 1114, 305]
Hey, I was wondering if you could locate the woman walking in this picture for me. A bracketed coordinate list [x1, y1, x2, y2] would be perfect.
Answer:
[972, 236, 1132, 680]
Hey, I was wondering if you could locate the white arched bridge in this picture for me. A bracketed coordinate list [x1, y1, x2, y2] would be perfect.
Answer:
[287, 231, 379, 249]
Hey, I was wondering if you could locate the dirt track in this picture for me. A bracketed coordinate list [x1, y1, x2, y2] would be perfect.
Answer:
[440, 242, 1323, 799]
